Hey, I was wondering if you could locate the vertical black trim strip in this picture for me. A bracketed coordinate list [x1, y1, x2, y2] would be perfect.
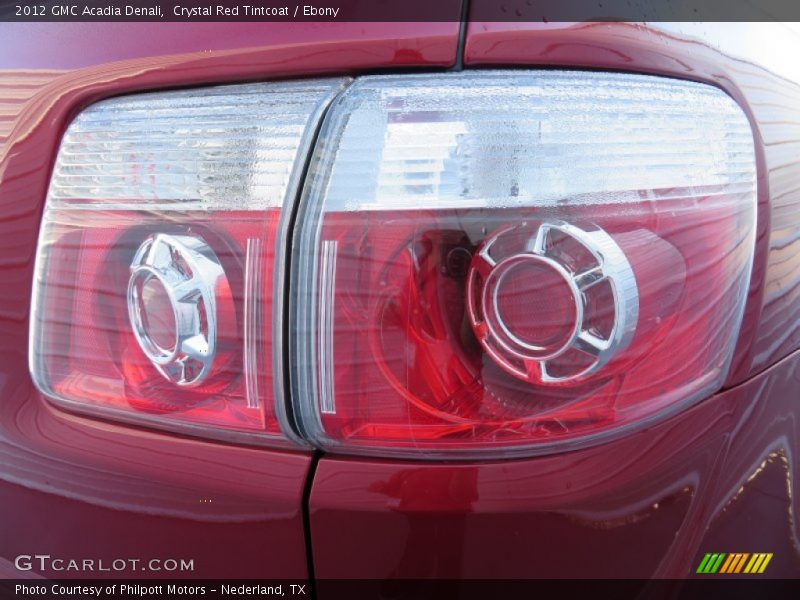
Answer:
[453, 0, 470, 71]
[302, 450, 322, 598]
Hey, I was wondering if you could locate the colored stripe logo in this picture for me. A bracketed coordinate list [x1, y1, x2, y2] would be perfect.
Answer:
[696, 553, 773, 574]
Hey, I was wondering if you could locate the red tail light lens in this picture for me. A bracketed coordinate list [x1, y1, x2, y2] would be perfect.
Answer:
[30, 71, 757, 457]
[291, 72, 757, 458]
[30, 80, 348, 444]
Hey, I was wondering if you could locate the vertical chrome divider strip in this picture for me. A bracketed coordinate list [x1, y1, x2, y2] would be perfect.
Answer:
[318, 240, 338, 414]
[243, 238, 262, 410]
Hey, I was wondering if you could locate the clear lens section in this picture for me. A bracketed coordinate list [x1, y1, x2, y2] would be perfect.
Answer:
[30, 78, 349, 443]
[292, 71, 757, 458]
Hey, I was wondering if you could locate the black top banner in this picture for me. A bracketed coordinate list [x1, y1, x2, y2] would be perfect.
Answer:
[2, 0, 800, 22]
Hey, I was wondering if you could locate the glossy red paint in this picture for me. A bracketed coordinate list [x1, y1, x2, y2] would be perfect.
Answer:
[0, 22, 459, 578]
[309, 349, 800, 579]
[0, 22, 459, 70]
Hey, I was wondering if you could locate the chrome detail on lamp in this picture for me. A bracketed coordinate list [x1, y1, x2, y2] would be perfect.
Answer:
[127, 233, 226, 386]
[467, 220, 639, 385]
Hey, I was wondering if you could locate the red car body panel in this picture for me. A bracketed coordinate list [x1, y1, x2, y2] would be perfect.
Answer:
[1, 18, 799, 582]
[0, 22, 459, 579]
[310, 352, 800, 579]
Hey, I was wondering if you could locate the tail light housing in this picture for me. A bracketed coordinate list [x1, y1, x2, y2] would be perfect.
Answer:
[29, 79, 348, 444]
[30, 71, 757, 458]
[290, 71, 757, 458]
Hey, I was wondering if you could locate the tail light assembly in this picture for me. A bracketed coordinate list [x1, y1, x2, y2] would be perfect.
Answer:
[31, 71, 757, 458]
[30, 79, 349, 444]
[291, 71, 756, 458]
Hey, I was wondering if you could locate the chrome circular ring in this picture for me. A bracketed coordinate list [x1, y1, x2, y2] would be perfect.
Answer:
[127, 233, 227, 387]
[484, 252, 583, 361]
[466, 220, 639, 385]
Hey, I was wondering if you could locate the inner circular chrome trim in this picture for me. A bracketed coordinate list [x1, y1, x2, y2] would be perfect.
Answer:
[126, 233, 226, 387]
[466, 220, 640, 385]
[485, 253, 583, 361]
[128, 265, 180, 366]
